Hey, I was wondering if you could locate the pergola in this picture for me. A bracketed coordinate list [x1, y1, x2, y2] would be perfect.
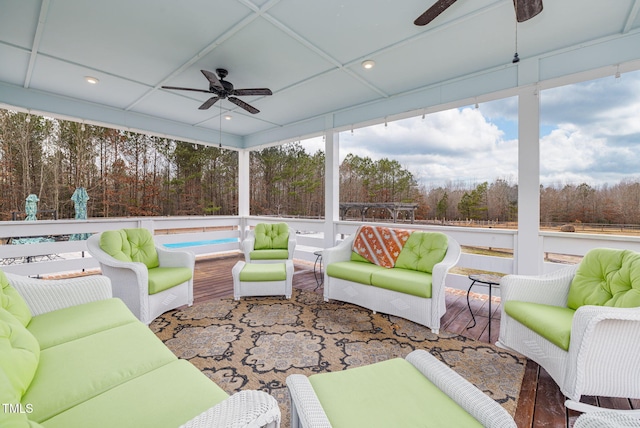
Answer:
[1, 0, 640, 274]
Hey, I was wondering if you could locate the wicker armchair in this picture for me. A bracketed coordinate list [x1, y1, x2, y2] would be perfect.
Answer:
[242, 223, 296, 263]
[497, 248, 640, 412]
[87, 228, 195, 324]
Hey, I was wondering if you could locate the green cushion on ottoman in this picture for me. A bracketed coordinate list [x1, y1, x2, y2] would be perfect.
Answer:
[240, 263, 287, 282]
[309, 357, 483, 428]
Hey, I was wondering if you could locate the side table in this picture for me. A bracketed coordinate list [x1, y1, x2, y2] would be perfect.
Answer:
[313, 250, 323, 290]
[466, 273, 501, 342]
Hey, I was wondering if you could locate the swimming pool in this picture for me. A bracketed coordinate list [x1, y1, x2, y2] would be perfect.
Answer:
[163, 237, 239, 249]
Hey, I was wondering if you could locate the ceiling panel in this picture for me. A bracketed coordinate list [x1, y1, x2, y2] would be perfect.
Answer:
[0, 45, 30, 86]
[29, 56, 150, 110]
[0, 0, 40, 50]
[38, 0, 252, 84]
[254, 69, 381, 125]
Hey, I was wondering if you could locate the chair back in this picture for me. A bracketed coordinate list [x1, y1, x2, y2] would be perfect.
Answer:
[99, 228, 159, 269]
[568, 248, 640, 309]
[253, 223, 289, 250]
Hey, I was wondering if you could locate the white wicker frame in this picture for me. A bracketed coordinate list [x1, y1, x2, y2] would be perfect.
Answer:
[286, 349, 516, 428]
[242, 225, 296, 264]
[87, 232, 195, 325]
[322, 234, 461, 334]
[496, 264, 640, 410]
[232, 260, 294, 300]
[180, 390, 281, 428]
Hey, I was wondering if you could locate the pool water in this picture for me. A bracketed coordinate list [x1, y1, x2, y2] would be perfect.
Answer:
[164, 237, 239, 248]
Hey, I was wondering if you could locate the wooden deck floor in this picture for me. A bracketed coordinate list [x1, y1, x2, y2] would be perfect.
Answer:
[191, 253, 634, 428]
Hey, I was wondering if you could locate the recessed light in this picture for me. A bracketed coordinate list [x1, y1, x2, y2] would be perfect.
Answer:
[84, 76, 99, 84]
[362, 60, 375, 70]
[224, 115, 232, 121]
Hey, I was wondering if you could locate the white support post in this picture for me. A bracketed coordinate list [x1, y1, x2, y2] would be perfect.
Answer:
[324, 121, 339, 249]
[238, 149, 250, 239]
[517, 86, 542, 275]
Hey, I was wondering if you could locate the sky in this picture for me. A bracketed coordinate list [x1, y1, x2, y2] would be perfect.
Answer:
[301, 69, 640, 189]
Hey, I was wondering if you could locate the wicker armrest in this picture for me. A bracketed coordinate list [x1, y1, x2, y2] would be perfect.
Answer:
[406, 350, 516, 428]
[157, 245, 195, 269]
[286, 374, 332, 428]
[180, 390, 281, 428]
[500, 264, 579, 306]
[6, 273, 112, 316]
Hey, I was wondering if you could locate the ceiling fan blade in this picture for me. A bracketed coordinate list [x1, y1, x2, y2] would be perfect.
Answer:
[228, 97, 260, 114]
[201, 70, 224, 91]
[198, 97, 220, 110]
[514, 0, 543, 22]
[414, 0, 457, 26]
[232, 88, 273, 96]
[161, 85, 212, 94]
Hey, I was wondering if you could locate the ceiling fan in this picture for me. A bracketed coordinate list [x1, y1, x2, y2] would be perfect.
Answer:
[161, 69, 272, 114]
[414, 0, 543, 26]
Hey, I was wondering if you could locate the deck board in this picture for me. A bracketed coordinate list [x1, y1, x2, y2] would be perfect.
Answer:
[190, 253, 629, 428]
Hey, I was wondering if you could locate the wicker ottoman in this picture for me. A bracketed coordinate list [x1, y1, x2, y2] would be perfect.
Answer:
[232, 260, 293, 300]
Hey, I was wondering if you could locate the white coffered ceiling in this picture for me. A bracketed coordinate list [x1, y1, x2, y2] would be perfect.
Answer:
[1, 0, 639, 149]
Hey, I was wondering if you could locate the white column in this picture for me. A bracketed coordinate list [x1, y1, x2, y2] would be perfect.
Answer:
[238, 149, 250, 237]
[517, 86, 542, 274]
[324, 125, 339, 249]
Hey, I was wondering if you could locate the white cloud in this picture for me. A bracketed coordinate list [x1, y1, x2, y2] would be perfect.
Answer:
[298, 69, 640, 189]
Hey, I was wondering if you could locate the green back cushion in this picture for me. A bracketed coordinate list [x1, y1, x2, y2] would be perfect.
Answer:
[0, 308, 40, 400]
[395, 232, 448, 273]
[568, 248, 640, 309]
[253, 223, 289, 250]
[0, 270, 32, 326]
[100, 228, 159, 269]
[350, 251, 371, 263]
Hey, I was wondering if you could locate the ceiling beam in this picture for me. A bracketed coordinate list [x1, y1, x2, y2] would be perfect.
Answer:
[24, 0, 50, 89]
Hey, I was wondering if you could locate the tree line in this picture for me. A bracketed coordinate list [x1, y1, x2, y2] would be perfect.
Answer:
[2, 110, 639, 225]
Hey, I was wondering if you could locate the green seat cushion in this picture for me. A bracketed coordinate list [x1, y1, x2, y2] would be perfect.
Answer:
[326, 261, 387, 285]
[27, 298, 138, 349]
[239, 263, 287, 281]
[40, 360, 228, 428]
[23, 322, 177, 423]
[504, 301, 575, 350]
[254, 223, 289, 250]
[0, 308, 40, 400]
[568, 248, 640, 309]
[0, 366, 43, 428]
[0, 270, 32, 326]
[99, 228, 159, 269]
[249, 249, 290, 261]
[395, 232, 448, 274]
[309, 357, 483, 428]
[370, 268, 433, 298]
[148, 267, 193, 294]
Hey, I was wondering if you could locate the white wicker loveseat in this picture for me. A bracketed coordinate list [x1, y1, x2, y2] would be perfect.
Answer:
[497, 248, 640, 413]
[323, 226, 460, 333]
[0, 269, 280, 428]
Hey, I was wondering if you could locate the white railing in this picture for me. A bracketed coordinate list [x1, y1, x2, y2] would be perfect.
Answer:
[3, 216, 640, 296]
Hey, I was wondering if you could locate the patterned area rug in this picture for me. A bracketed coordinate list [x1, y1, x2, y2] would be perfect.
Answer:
[151, 289, 525, 427]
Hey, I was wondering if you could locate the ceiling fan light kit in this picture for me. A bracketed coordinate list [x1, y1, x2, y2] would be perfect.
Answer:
[161, 68, 272, 114]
